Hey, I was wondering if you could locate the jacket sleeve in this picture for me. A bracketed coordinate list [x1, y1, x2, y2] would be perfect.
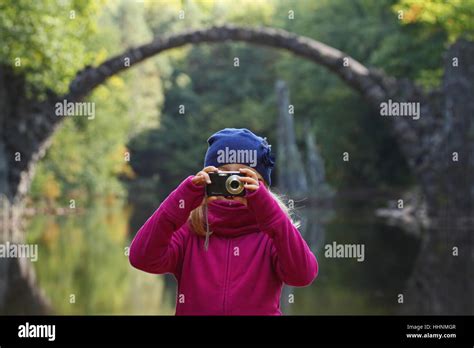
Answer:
[129, 176, 204, 276]
[246, 184, 318, 286]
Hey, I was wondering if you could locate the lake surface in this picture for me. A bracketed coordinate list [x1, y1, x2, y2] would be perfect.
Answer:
[26, 193, 420, 315]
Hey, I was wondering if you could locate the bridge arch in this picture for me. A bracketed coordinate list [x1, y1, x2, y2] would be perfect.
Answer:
[3, 25, 432, 206]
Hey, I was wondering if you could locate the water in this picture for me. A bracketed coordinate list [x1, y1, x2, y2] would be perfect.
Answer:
[282, 199, 420, 314]
[26, 200, 174, 315]
[26, 193, 420, 315]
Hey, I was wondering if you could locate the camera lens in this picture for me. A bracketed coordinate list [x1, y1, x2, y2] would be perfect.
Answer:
[225, 175, 244, 195]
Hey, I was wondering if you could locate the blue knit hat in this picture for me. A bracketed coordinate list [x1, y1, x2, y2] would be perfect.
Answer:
[204, 128, 275, 185]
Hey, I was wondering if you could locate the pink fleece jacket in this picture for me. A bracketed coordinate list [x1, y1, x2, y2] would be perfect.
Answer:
[129, 176, 318, 315]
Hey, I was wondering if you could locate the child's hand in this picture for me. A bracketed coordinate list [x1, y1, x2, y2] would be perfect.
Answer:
[239, 168, 260, 191]
[192, 166, 218, 186]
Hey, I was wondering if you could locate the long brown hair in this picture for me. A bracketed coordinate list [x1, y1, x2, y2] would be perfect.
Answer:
[189, 189, 300, 236]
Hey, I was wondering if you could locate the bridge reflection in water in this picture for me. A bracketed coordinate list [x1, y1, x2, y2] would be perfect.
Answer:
[2, 191, 470, 315]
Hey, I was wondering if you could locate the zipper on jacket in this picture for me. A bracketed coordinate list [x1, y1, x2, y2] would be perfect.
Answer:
[223, 239, 231, 314]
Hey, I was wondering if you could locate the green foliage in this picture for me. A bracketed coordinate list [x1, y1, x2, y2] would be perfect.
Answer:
[0, 0, 103, 96]
[143, 0, 275, 34]
[130, 0, 427, 195]
[30, 76, 132, 205]
[30, 0, 165, 203]
[15, 0, 474, 203]
[271, 0, 434, 187]
[394, 0, 474, 42]
[129, 42, 279, 197]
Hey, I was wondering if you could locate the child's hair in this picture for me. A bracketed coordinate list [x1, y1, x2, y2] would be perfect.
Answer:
[189, 189, 300, 237]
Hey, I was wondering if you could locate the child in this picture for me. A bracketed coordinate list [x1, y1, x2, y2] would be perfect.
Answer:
[129, 128, 318, 315]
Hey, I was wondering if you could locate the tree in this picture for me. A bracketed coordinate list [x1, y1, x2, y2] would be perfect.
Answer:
[394, 0, 474, 43]
[0, 0, 102, 96]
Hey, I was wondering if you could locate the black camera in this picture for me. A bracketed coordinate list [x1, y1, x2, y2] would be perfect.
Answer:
[206, 171, 246, 197]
